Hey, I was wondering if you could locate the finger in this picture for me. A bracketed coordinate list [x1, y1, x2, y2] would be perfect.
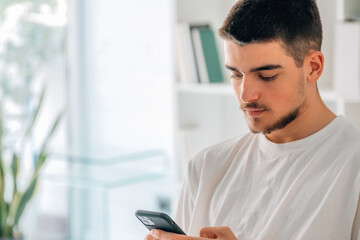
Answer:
[199, 227, 218, 239]
[145, 232, 158, 240]
[199, 226, 235, 239]
[215, 226, 233, 238]
[151, 229, 208, 240]
[151, 229, 188, 240]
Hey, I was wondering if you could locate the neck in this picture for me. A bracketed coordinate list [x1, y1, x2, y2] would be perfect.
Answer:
[265, 92, 336, 144]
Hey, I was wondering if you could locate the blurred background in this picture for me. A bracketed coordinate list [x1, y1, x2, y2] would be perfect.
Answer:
[0, 0, 359, 239]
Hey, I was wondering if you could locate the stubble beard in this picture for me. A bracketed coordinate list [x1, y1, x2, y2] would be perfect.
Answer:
[245, 72, 306, 135]
[249, 106, 301, 134]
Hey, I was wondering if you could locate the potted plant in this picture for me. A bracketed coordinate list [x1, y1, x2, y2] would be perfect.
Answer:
[0, 1, 65, 237]
[0, 88, 63, 238]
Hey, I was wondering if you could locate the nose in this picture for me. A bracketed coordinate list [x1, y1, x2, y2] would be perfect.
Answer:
[240, 76, 260, 103]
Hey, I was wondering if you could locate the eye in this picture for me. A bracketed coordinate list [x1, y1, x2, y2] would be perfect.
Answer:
[230, 73, 243, 80]
[259, 74, 278, 81]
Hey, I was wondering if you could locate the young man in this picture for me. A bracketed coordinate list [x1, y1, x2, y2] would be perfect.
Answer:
[146, 0, 360, 239]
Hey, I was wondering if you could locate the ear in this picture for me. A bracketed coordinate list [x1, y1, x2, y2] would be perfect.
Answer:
[305, 51, 324, 83]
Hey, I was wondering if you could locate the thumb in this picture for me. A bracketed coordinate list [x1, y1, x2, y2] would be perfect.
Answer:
[199, 227, 218, 239]
[150, 229, 210, 240]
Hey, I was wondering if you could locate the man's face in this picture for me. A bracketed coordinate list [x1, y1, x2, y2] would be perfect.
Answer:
[224, 40, 307, 134]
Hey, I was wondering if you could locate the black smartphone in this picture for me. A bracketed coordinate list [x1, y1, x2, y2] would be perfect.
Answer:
[135, 209, 186, 235]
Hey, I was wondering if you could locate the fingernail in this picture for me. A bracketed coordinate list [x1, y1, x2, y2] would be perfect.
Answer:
[151, 229, 158, 237]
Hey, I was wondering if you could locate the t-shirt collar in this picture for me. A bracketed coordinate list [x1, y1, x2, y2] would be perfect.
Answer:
[258, 115, 344, 155]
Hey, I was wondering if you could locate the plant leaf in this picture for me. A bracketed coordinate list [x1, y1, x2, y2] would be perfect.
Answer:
[13, 176, 38, 227]
[0, 99, 4, 199]
[35, 111, 63, 173]
[0, 159, 4, 199]
[0, 99, 6, 234]
[35, 153, 48, 174]
[24, 85, 46, 138]
[11, 153, 20, 196]
[0, 197, 6, 235]
[3, 192, 20, 236]
[13, 110, 64, 227]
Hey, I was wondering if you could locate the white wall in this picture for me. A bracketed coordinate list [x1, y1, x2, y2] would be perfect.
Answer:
[76, 0, 175, 156]
[317, 0, 337, 90]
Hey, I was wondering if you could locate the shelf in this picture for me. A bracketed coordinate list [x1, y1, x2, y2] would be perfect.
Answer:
[176, 83, 234, 96]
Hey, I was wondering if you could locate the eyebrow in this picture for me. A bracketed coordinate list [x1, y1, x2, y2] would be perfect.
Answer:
[225, 64, 283, 73]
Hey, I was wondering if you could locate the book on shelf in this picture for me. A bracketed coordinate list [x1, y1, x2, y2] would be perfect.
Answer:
[176, 22, 223, 84]
[176, 22, 199, 84]
[191, 25, 223, 84]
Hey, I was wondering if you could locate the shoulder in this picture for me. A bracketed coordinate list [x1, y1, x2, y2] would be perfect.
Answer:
[336, 117, 360, 150]
[331, 117, 360, 177]
[183, 132, 257, 194]
[337, 118, 360, 189]
[342, 118, 360, 139]
[188, 132, 257, 174]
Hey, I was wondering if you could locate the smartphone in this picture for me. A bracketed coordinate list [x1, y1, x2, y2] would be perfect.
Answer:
[135, 209, 186, 235]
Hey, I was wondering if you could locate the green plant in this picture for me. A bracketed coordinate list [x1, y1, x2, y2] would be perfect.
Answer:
[0, 87, 63, 237]
[0, 2, 65, 237]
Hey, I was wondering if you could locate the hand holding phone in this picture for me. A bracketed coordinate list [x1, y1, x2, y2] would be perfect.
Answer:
[135, 209, 186, 235]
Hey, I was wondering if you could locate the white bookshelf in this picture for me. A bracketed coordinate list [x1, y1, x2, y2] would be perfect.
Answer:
[176, 83, 233, 96]
[174, 0, 360, 170]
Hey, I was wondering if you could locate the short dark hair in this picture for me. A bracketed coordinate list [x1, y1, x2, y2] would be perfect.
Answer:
[219, 0, 323, 67]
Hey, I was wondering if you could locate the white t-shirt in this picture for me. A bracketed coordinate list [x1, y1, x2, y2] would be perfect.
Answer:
[175, 116, 360, 240]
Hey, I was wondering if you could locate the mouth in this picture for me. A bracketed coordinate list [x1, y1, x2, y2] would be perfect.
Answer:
[244, 108, 267, 117]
